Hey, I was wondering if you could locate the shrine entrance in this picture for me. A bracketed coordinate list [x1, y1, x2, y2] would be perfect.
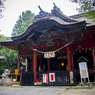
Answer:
[37, 52, 68, 72]
[1, 4, 95, 86]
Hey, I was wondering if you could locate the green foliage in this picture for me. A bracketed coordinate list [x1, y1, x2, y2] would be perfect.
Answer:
[0, 34, 18, 72]
[83, 10, 95, 22]
[0, 0, 6, 19]
[11, 10, 36, 36]
[70, 0, 95, 22]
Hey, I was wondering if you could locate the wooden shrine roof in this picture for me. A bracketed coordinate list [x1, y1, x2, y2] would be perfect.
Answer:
[0, 3, 93, 52]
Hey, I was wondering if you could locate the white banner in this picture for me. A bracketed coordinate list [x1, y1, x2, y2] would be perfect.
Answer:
[79, 62, 88, 78]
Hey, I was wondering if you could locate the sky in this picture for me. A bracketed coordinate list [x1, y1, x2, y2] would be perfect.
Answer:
[0, 0, 79, 37]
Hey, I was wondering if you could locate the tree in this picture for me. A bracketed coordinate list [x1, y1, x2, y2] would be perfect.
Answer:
[11, 10, 36, 36]
[70, 0, 95, 21]
[0, 0, 6, 19]
[0, 34, 18, 73]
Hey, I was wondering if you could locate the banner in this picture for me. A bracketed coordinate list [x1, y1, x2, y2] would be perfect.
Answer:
[49, 73, 55, 82]
[79, 62, 88, 78]
[43, 74, 48, 83]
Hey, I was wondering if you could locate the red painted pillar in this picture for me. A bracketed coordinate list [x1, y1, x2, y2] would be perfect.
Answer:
[18, 56, 20, 71]
[71, 52, 74, 69]
[47, 58, 50, 71]
[33, 47, 37, 83]
[91, 48, 95, 69]
[66, 42, 71, 71]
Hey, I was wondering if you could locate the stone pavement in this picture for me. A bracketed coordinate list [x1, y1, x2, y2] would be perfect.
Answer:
[0, 87, 65, 95]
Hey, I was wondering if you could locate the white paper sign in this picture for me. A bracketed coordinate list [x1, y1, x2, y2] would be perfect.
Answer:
[49, 73, 55, 82]
[79, 62, 88, 78]
[43, 74, 48, 83]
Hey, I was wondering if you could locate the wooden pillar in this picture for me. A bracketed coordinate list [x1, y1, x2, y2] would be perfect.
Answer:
[91, 48, 95, 69]
[47, 58, 50, 71]
[39, 54, 41, 71]
[25, 58, 28, 72]
[33, 47, 37, 83]
[71, 52, 74, 69]
[18, 56, 20, 71]
[66, 42, 71, 71]
[30, 56, 33, 72]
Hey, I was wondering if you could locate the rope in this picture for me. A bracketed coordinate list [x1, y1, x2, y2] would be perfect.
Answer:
[33, 42, 72, 54]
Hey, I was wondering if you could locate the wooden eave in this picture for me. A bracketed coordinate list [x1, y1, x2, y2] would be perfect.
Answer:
[10, 16, 86, 43]
[0, 40, 19, 50]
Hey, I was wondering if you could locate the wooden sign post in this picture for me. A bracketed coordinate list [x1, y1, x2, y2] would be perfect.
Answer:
[79, 62, 90, 86]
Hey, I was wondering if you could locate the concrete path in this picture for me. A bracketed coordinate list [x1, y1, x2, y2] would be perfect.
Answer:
[0, 87, 65, 95]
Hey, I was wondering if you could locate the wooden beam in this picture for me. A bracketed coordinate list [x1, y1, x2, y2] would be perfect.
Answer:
[38, 42, 63, 48]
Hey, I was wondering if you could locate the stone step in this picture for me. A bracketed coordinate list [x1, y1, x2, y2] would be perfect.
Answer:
[34, 82, 42, 85]
[12, 81, 20, 85]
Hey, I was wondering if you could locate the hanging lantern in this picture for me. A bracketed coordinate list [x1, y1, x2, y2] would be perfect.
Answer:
[61, 63, 64, 66]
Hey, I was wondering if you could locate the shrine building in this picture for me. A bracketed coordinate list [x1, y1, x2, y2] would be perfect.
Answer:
[0, 4, 95, 86]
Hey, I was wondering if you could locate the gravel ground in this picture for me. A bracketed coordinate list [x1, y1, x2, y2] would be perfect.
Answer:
[0, 86, 19, 92]
[0, 86, 64, 95]
[58, 85, 95, 95]
[0, 85, 95, 95]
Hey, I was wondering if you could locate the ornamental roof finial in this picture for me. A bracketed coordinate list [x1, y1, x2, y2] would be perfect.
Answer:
[53, 2, 57, 8]
[38, 5, 43, 12]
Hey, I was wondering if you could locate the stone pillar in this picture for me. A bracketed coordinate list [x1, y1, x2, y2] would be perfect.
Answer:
[66, 43, 71, 71]
[33, 47, 37, 83]
[18, 56, 20, 72]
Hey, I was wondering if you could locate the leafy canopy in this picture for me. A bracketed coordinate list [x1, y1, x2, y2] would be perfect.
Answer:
[11, 10, 36, 36]
[70, 0, 95, 21]
[0, 35, 17, 73]
[0, 0, 6, 19]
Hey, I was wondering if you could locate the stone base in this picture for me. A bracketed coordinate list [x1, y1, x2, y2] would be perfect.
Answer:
[0, 78, 12, 86]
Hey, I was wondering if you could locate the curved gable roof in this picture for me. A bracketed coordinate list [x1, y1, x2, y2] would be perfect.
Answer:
[10, 4, 86, 43]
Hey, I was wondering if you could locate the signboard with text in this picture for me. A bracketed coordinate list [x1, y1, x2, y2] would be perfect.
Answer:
[43, 74, 48, 83]
[79, 62, 88, 78]
[15, 69, 18, 74]
[49, 73, 55, 82]
[44, 52, 55, 58]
